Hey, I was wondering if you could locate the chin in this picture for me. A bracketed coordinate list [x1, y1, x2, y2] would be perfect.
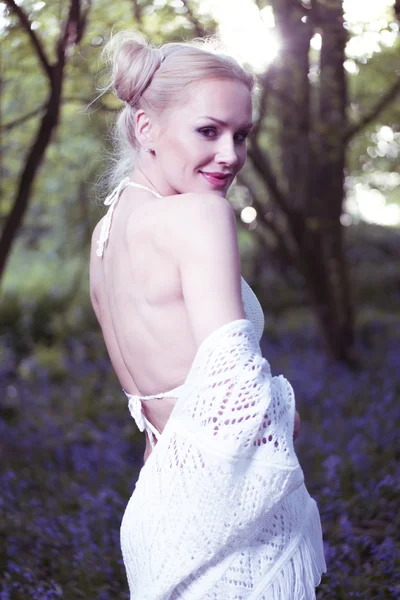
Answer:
[204, 182, 231, 197]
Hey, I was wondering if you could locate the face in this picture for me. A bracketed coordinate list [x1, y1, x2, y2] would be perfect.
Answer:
[152, 78, 253, 197]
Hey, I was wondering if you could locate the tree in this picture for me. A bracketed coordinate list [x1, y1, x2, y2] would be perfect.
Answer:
[0, 0, 216, 290]
[2, 0, 399, 363]
[244, 0, 400, 362]
[0, 0, 91, 282]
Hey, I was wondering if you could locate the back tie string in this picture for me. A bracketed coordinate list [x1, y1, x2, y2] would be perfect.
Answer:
[96, 177, 130, 258]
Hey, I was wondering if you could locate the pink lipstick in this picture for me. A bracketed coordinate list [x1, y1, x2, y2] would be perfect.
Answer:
[200, 171, 232, 188]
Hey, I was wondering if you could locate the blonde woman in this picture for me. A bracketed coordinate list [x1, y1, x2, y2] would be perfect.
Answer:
[90, 32, 326, 600]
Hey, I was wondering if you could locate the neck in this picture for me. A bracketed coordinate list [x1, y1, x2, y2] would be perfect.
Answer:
[132, 166, 159, 192]
[130, 155, 177, 198]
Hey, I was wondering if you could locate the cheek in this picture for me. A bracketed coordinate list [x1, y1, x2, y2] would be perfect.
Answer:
[170, 136, 196, 162]
[176, 138, 210, 169]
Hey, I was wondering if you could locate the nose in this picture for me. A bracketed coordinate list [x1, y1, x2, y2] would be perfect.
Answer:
[215, 135, 239, 167]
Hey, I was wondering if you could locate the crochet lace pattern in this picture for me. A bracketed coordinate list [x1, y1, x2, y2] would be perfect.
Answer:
[120, 319, 326, 599]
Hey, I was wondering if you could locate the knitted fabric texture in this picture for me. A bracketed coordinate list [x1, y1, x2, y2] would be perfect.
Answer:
[120, 318, 326, 599]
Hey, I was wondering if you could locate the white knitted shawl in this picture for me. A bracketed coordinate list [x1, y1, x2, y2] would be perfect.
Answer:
[121, 318, 326, 599]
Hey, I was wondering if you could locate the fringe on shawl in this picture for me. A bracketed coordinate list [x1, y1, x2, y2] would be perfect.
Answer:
[247, 500, 326, 600]
[168, 496, 326, 600]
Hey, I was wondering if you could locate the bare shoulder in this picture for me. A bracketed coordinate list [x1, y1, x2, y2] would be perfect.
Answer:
[162, 192, 244, 346]
[89, 219, 105, 267]
[168, 191, 234, 219]
[161, 192, 236, 256]
[91, 219, 103, 250]
[89, 220, 104, 309]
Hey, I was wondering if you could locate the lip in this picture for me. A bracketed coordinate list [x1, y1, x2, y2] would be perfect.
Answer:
[200, 171, 232, 188]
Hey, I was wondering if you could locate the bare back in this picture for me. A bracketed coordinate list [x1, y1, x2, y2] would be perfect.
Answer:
[90, 186, 198, 424]
[90, 182, 245, 455]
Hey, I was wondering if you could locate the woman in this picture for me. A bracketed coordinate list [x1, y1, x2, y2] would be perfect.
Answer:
[90, 32, 326, 599]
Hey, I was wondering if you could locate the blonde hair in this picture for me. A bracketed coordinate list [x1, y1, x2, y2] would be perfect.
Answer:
[99, 31, 255, 191]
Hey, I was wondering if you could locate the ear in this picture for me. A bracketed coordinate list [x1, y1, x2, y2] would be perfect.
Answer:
[135, 110, 155, 149]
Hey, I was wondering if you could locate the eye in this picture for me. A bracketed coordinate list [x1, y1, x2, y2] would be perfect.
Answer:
[197, 126, 218, 139]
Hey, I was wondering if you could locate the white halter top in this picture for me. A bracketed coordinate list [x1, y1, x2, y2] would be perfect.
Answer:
[97, 178, 265, 449]
[96, 177, 162, 258]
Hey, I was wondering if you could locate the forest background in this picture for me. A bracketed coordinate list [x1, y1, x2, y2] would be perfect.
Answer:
[1, 0, 400, 598]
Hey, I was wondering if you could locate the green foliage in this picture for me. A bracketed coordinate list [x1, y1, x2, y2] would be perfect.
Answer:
[2, 0, 399, 300]
[1, 0, 218, 300]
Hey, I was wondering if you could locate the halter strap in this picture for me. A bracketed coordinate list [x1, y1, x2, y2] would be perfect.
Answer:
[125, 386, 184, 450]
[96, 178, 163, 258]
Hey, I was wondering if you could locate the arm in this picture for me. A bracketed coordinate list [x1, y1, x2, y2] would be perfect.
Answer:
[169, 193, 246, 347]
[169, 193, 302, 443]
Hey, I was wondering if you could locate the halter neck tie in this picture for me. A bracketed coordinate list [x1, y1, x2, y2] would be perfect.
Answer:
[96, 177, 130, 258]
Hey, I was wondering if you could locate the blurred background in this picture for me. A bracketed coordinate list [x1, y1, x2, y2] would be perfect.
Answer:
[1, 1, 399, 598]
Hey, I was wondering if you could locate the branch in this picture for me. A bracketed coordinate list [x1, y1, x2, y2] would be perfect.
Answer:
[1, 104, 47, 132]
[131, 0, 143, 25]
[0, 0, 91, 285]
[253, 66, 277, 139]
[344, 75, 400, 143]
[181, 0, 208, 37]
[58, 0, 80, 56]
[247, 140, 292, 217]
[63, 95, 92, 103]
[4, 0, 53, 82]
[69, 95, 121, 112]
[237, 173, 296, 258]
[253, 91, 267, 140]
[79, 0, 92, 43]
[1, 95, 104, 132]
[236, 173, 306, 285]
[0, 100, 61, 281]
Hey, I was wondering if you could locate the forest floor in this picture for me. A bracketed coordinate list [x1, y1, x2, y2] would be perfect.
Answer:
[0, 222, 399, 599]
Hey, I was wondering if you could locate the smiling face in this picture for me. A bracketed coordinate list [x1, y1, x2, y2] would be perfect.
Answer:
[152, 78, 253, 197]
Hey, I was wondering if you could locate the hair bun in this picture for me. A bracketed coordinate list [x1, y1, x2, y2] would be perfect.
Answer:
[103, 31, 164, 105]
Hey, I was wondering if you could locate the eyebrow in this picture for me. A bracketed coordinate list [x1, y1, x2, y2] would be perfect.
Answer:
[199, 116, 254, 129]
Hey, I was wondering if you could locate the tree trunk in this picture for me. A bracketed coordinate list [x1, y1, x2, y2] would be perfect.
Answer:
[0, 0, 88, 285]
[255, 0, 355, 362]
[0, 83, 61, 281]
[304, 0, 354, 360]
[270, 0, 313, 213]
